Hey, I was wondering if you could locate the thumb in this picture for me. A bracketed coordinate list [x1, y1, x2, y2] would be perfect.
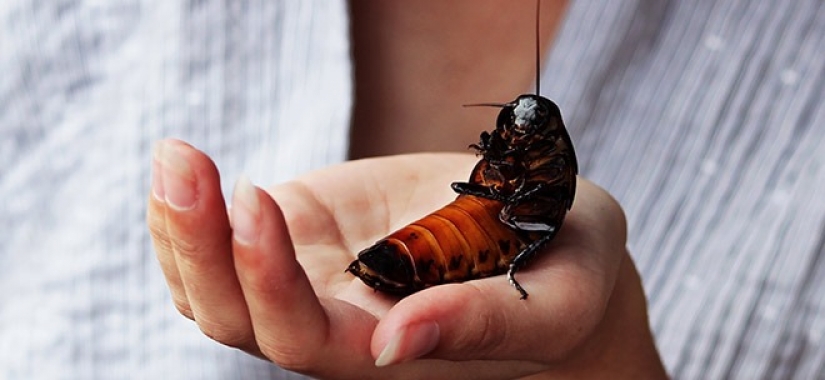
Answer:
[371, 274, 604, 367]
[370, 179, 627, 368]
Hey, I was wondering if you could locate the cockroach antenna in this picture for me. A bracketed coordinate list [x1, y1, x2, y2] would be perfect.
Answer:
[535, 0, 541, 96]
[349, 0, 578, 300]
[463, 1, 542, 109]
[462, 102, 507, 108]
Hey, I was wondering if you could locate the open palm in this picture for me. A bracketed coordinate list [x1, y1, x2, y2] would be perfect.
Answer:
[147, 139, 663, 380]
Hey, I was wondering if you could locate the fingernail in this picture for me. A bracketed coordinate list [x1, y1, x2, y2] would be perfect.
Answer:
[375, 322, 440, 367]
[231, 175, 261, 246]
[151, 142, 165, 201]
[159, 141, 197, 210]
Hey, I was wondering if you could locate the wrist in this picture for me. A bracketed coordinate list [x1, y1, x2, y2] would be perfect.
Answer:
[522, 253, 668, 380]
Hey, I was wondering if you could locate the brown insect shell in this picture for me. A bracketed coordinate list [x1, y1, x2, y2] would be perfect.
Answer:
[349, 194, 527, 296]
[399, 197, 522, 273]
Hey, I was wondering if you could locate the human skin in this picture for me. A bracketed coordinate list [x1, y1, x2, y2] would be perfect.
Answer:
[148, 1, 668, 378]
[349, 0, 570, 158]
[147, 139, 667, 379]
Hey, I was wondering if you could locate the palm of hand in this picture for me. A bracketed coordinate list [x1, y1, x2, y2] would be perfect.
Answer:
[274, 154, 474, 309]
[264, 154, 550, 378]
[148, 141, 649, 380]
[263, 154, 624, 376]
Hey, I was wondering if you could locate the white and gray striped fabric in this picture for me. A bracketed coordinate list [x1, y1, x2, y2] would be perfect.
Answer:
[1, 1, 347, 379]
[1, 0, 823, 379]
[545, 1, 825, 379]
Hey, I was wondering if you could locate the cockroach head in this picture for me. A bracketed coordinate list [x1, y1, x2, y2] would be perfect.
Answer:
[497, 95, 563, 140]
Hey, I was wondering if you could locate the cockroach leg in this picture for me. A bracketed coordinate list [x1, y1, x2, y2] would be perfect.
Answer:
[506, 230, 556, 299]
[508, 183, 547, 204]
[469, 131, 493, 152]
[507, 266, 530, 300]
[451, 182, 507, 201]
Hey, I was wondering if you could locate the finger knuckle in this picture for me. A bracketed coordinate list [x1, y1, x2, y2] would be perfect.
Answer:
[471, 308, 507, 353]
[447, 298, 507, 357]
[148, 222, 174, 256]
[257, 339, 316, 373]
[197, 318, 252, 349]
[172, 296, 195, 320]
[177, 234, 231, 262]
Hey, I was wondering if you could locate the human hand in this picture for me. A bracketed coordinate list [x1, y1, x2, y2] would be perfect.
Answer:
[147, 139, 667, 380]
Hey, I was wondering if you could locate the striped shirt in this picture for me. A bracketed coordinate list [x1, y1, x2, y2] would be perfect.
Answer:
[1, 0, 822, 378]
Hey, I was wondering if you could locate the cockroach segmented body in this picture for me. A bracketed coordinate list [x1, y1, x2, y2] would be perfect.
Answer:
[347, 95, 577, 299]
[347, 0, 578, 299]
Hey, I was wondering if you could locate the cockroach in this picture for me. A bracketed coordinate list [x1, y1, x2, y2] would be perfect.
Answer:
[346, 0, 577, 299]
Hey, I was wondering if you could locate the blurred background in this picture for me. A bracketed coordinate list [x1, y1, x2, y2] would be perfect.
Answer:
[1, 1, 823, 379]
